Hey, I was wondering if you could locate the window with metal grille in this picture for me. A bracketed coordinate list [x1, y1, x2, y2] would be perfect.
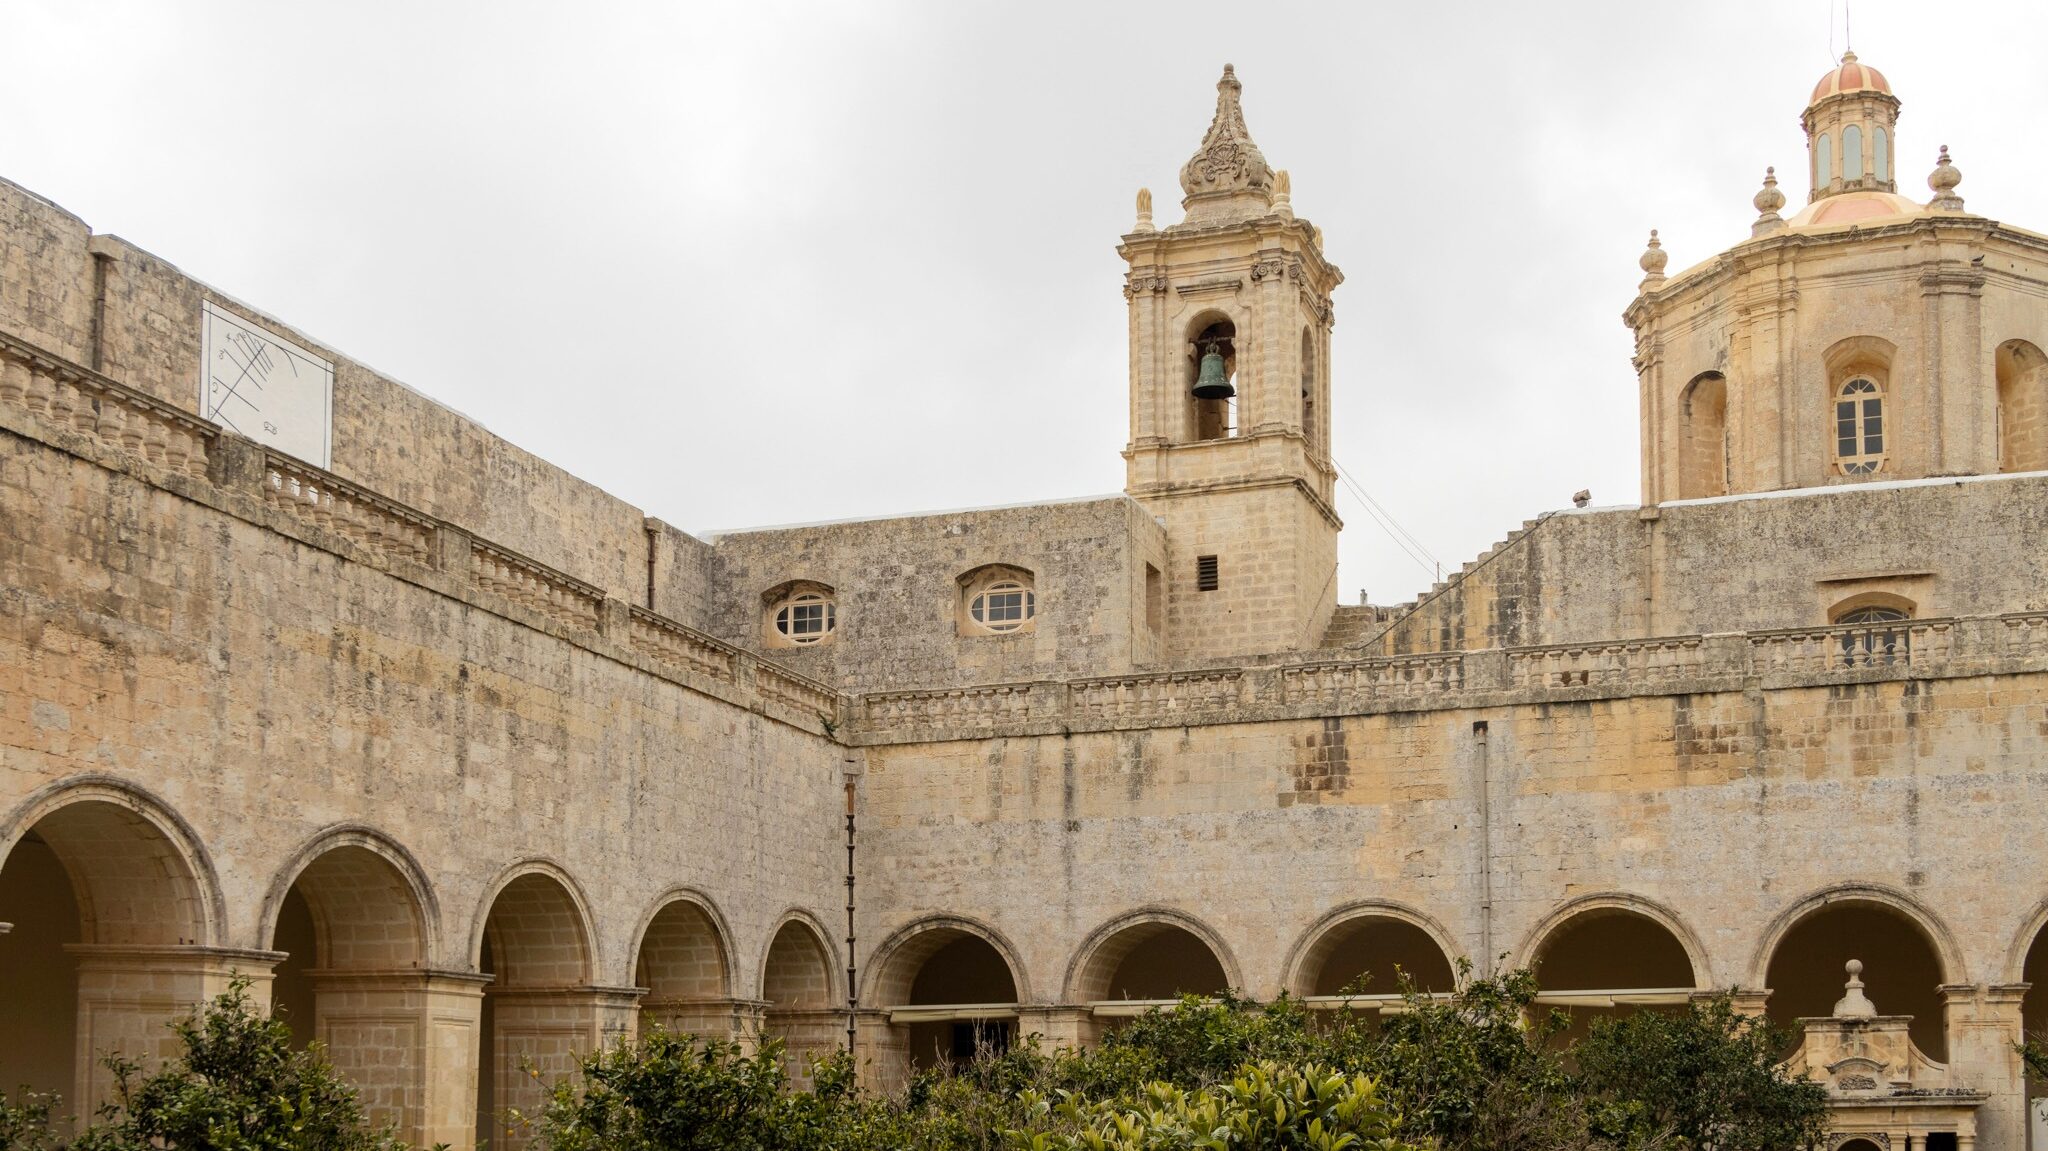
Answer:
[1196, 555, 1219, 591]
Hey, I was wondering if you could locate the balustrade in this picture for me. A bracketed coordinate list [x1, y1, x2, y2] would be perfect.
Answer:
[471, 542, 603, 632]
[264, 457, 434, 567]
[628, 608, 738, 683]
[1507, 638, 1702, 689]
[0, 342, 213, 478]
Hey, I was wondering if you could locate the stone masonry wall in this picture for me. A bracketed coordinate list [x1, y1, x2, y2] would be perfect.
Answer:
[705, 498, 1166, 694]
[0, 415, 848, 992]
[1372, 472, 2048, 655]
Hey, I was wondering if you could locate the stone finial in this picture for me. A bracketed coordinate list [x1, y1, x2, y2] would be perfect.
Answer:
[1834, 958, 1878, 1018]
[1178, 64, 1275, 222]
[1135, 187, 1155, 232]
[1928, 145, 1965, 212]
[1752, 166, 1786, 235]
[1273, 169, 1293, 218]
[1639, 229, 1668, 286]
[1572, 489, 1592, 508]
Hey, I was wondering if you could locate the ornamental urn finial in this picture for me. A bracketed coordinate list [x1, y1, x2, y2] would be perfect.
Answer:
[1833, 958, 1878, 1018]
[1639, 229, 1668, 286]
[1928, 145, 1965, 212]
[1752, 167, 1786, 235]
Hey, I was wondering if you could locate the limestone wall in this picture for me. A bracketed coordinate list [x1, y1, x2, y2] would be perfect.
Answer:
[1371, 472, 2048, 655]
[0, 178, 660, 605]
[0, 401, 849, 991]
[705, 497, 1167, 693]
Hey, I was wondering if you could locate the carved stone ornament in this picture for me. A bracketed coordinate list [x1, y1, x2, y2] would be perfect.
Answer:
[1179, 64, 1274, 199]
[1123, 272, 1170, 298]
[1249, 258, 1287, 282]
[1838, 1074, 1879, 1091]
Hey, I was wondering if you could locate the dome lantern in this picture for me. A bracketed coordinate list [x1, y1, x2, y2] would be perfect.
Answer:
[1802, 51, 1902, 203]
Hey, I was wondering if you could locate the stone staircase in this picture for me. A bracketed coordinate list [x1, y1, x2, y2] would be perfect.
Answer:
[1318, 513, 1554, 650]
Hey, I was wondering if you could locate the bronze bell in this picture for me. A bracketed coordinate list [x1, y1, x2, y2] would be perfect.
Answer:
[1191, 345, 1234, 400]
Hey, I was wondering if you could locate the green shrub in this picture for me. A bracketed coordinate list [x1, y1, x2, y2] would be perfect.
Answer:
[69, 978, 403, 1151]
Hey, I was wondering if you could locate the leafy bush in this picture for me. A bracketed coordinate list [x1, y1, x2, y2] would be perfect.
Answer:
[5, 969, 1826, 1151]
[6, 978, 402, 1151]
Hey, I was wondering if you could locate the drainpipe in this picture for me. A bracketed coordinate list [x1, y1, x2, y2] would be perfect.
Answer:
[1474, 721, 1493, 977]
[843, 757, 862, 1053]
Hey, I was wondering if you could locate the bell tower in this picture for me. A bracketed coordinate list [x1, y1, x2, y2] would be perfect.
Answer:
[1120, 65, 1344, 661]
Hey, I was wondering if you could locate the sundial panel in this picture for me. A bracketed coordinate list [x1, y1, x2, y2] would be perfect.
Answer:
[199, 301, 333, 468]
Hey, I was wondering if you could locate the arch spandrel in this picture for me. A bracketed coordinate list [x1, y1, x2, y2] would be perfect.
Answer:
[1062, 906, 1241, 1004]
[1511, 892, 1713, 989]
[0, 776, 225, 948]
[258, 824, 439, 968]
[862, 913, 1030, 1006]
[1746, 882, 1966, 990]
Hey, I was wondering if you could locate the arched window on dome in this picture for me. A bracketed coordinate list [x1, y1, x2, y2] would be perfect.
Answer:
[1874, 126, 1890, 183]
[1996, 339, 2048, 472]
[1825, 336, 1894, 479]
[1816, 132, 1833, 188]
[1836, 379, 1885, 475]
[1677, 372, 1729, 499]
[1843, 124, 1864, 182]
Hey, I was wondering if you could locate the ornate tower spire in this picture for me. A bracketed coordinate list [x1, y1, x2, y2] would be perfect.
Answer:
[1178, 64, 1275, 225]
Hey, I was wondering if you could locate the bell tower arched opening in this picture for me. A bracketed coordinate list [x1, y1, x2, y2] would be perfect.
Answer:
[1186, 315, 1239, 442]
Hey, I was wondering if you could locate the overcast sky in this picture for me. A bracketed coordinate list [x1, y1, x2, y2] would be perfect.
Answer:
[7, 1, 2045, 603]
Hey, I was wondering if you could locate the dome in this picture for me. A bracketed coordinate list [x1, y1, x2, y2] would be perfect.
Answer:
[1810, 51, 1892, 104]
[1783, 189, 1924, 231]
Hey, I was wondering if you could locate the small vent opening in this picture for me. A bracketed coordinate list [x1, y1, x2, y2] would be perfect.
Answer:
[1196, 554, 1220, 592]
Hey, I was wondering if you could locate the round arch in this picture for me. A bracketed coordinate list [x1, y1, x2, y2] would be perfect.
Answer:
[1062, 906, 1241, 1003]
[1746, 883, 1964, 990]
[257, 824, 439, 966]
[0, 775, 224, 947]
[627, 887, 739, 994]
[1280, 900, 1464, 997]
[1514, 892, 1712, 988]
[2001, 897, 2048, 986]
[863, 914, 1030, 1006]
[757, 908, 842, 1006]
[468, 858, 600, 984]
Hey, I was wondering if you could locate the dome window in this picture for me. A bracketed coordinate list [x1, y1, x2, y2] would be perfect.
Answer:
[1816, 133, 1833, 188]
[1874, 126, 1889, 182]
[1835, 378, 1886, 475]
[1843, 125, 1864, 181]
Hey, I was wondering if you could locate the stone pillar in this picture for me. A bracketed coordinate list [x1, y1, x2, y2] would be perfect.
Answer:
[67, 944, 284, 1119]
[1018, 1005, 1093, 1051]
[307, 969, 487, 1151]
[761, 1008, 848, 1090]
[856, 1010, 909, 1094]
[638, 996, 768, 1048]
[1944, 983, 2029, 1151]
[484, 986, 641, 1151]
